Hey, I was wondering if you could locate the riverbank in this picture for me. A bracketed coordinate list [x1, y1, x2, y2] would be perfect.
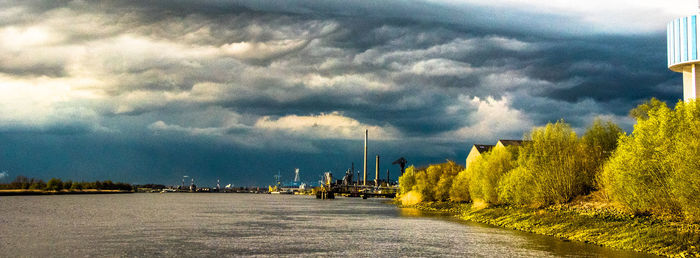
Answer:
[398, 201, 700, 257]
[0, 189, 133, 196]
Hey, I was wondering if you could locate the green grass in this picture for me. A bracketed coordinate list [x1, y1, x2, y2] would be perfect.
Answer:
[400, 202, 700, 257]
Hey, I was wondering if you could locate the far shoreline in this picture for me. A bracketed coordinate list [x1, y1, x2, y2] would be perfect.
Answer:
[0, 189, 133, 196]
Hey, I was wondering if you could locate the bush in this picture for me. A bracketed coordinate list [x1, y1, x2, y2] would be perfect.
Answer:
[583, 118, 624, 190]
[46, 178, 64, 191]
[398, 166, 416, 195]
[467, 146, 517, 204]
[70, 181, 83, 190]
[602, 100, 700, 220]
[400, 190, 424, 206]
[498, 166, 534, 205]
[498, 120, 591, 206]
[398, 161, 463, 202]
[671, 101, 700, 219]
[449, 169, 471, 202]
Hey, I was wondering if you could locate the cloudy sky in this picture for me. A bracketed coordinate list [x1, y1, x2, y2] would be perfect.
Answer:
[0, 0, 692, 186]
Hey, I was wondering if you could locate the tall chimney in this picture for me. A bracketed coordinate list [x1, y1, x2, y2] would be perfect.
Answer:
[375, 155, 379, 187]
[386, 169, 390, 185]
[363, 129, 368, 186]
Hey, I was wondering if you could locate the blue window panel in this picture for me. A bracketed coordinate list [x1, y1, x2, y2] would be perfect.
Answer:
[683, 17, 688, 62]
[669, 22, 673, 65]
[693, 16, 698, 60]
[677, 19, 681, 63]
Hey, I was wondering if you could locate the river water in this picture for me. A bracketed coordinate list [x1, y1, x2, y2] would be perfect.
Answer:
[0, 193, 652, 257]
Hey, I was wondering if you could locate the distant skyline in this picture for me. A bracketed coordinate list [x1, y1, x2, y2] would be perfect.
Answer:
[0, 0, 692, 186]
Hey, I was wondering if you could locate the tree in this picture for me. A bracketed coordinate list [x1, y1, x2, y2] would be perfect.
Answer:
[582, 118, 624, 189]
[498, 120, 590, 206]
[63, 180, 73, 190]
[601, 99, 681, 216]
[629, 97, 666, 120]
[449, 169, 471, 202]
[498, 167, 534, 205]
[397, 161, 463, 202]
[11, 175, 30, 189]
[46, 178, 64, 191]
[432, 161, 463, 201]
[70, 181, 83, 190]
[468, 145, 517, 204]
[28, 179, 45, 190]
[398, 166, 416, 195]
[671, 100, 700, 219]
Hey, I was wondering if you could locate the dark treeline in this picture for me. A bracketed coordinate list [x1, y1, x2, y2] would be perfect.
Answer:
[0, 175, 133, 191]
[399, 99, 700, 222]
[134, 184, 166, 189]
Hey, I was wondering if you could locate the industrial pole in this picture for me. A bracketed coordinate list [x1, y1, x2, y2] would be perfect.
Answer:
[386, 169, 390, 186]
[351, 162, 355, 185]
[363, 129, 368, 186]
[375, 155, 379, 187]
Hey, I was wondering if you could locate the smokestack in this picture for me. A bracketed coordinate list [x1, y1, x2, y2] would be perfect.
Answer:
[375, 155, 379, 187]
[363, 129, 368, 186]
[386, 169, 390, 185]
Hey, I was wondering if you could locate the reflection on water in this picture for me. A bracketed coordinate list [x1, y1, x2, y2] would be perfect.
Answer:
[398, 207, 425, 217]
[399, 207, 653, 257]
[0, 194, 653, 257]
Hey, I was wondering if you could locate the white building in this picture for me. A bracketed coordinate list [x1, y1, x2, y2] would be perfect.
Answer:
[668, 8, 700, 101]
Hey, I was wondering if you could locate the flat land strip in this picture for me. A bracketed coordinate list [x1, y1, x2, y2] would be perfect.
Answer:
[0, 189, 132, 196]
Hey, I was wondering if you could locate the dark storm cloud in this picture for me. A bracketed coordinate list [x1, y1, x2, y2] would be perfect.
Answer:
[0, 0, 680, 184]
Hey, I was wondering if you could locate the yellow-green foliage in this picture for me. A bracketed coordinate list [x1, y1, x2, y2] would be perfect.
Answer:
[397, 161, 463, 202]
[449, 169, 470, 202]
[582, 118, 624, 188]
[467, 146, 517, 204]
[499, 120, 591, 206]
[398, 165, 416, 195]
[672, 101, 700, 219]
[498, 166, 533, 205]
[602, 100, 700, 220]
[400, 190, 424, 206]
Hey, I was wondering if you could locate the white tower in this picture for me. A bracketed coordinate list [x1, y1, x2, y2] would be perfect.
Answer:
[294, 168, 300, 183]
[668, 2, 700, 101]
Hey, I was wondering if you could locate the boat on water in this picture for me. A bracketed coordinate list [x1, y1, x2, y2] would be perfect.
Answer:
[268, 169, 309, 194]
[270, 190, 293, 194]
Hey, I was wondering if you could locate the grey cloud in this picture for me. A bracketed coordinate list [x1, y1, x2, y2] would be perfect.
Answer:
[0, 0, 680, 184]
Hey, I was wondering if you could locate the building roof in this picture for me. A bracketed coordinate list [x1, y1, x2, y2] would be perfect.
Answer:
[497, 139, 525, 147]
[473, 144, 494, 154]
